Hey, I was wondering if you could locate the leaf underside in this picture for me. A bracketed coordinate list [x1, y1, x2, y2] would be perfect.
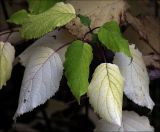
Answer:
[94, 111, 154, 132]
[14, 46, 63, 119]
[18, 29, 75, 66]
[113, 44, 154, 109]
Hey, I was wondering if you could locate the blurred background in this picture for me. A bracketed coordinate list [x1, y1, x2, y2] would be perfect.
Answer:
[0, 0, 160, 132]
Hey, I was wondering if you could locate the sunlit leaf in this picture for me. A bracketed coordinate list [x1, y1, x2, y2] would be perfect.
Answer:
[28, 0, 63, 14]
[0, 41, 15, 89]
[88, 63, 124, 126]
[21, 2, 76, 39]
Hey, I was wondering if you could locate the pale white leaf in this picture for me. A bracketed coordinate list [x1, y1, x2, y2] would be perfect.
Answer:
[88, 63, 124, 126]
[113, 44, 155, 109]
[94, 111, 154, 132]
[0, 41, 15, 88]
[18, 29, 75, 66]
[66, 0, 128, 38]
[14, 46, 63, 119]
[124, 15, 160, 69]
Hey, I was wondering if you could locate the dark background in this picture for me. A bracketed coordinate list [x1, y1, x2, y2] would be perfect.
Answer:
[0, 0, 160, 132]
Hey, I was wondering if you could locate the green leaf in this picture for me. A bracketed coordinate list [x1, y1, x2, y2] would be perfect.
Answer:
[7, 10, 29, 25]
[64, 40, 93, 102]
[28, 0, 63, 14]
[78, 14, 91, 27]
[98, 21, 131, 57]
[21, 2, 76, 39]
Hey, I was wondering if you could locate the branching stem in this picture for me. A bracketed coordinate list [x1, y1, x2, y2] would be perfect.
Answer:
[55, 41, 73, 53]
[83, 26, 100, 41]
[0, 29, 19, 36]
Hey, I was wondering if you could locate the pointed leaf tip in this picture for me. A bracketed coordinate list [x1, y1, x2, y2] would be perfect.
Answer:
[113, 44, 154, 109]
[98, 21, 131, 57]
[88, 63, 124, 126]
[78, 14, 91, 27]
[7, 9, 29, 25]
[14, 46, 63, 119]
[64, 40, 93, 102]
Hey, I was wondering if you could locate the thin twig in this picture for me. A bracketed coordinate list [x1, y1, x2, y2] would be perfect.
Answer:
[4, 31, 13, 42]
[14, 40, 73, 66]
[55, 41, 72, 53]
[0, 29, 19, 36]
[83, 26, 100, 41]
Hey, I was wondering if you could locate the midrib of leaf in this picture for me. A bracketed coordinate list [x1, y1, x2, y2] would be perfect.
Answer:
[104, 75, 114, 122]
[105, 64, 121, 111]
[70, 43, 87, 98]
[23, 45, 65, 84]
[101, 75, 114, 121]
[89, 66, 105, 110]
[97, 75, 106, 110]
[107, 67, 123, 91]
[78, 43, 86, 96]
[94, 67, 118, 123]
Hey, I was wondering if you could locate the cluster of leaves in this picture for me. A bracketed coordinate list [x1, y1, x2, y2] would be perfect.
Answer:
[0, 0, 154, 131]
